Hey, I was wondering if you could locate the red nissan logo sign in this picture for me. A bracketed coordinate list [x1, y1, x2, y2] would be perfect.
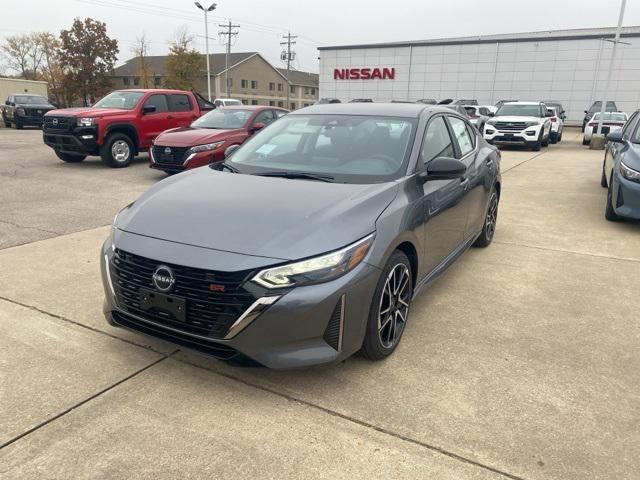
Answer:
[333, 67, 395, 80]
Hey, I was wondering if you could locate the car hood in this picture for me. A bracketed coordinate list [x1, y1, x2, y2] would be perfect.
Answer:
[45, 107, 130, 118]
[491, 116, 541, 123]
[154, 127, 243, 147]
[117, 168, 398, 261]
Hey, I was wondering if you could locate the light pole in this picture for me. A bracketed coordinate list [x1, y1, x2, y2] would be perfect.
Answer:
[195, 2, 217, 101]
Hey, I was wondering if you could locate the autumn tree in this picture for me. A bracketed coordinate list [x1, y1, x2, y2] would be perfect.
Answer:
[163, 28, 203, 91]
[59, 18, 119, 106]
[131, 34, 152, 88]
[32, 32, 68, 106]
[0, 34, 44, 79]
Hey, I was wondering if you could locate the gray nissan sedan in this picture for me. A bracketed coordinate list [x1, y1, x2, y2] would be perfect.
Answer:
[101, 103, 501, 369]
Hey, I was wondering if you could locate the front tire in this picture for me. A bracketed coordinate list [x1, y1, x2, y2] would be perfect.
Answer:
[605, 172, 621, 221]
[101, 133, 134, 168]
[474, 189, 499, 247]
[601, 162, 608, 188]
[542, 132, 550, 147]
[14, 119, 23, 130]
[55, 150, 86, 163]
[531, 131, 542, 151]
[361, 250, 413, 361]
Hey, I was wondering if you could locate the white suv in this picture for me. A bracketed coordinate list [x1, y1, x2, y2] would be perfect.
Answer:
[484, 102, 552, 151]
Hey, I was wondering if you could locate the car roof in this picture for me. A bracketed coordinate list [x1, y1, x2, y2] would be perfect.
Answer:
[294, 102, 434, 118]
[503, 101, 542, 106]
[219, 105, 287, 111]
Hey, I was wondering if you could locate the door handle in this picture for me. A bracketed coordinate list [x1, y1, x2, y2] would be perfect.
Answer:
[486, 158, 493, 166]
[460, 178, 470, 190]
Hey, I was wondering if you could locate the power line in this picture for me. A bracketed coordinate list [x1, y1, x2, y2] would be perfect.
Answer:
[280, 32, 297, 107]
[218, 20, 240, 98]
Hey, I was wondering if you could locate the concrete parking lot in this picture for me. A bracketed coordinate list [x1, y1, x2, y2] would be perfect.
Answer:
[1, 128, 639, 479]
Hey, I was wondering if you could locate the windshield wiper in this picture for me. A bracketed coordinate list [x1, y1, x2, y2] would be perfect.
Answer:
[253, 171, 335, 182]
[211, 161, 240, 173]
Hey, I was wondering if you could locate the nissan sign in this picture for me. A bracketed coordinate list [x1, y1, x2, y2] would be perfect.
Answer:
[333, 67, 395, 80]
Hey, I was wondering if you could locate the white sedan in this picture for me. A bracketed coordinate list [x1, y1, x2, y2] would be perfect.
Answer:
[583, 112, 628, 145]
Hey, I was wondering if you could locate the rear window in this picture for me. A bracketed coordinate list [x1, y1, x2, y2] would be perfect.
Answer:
[169, 94, 192, 112]
[592, 112, 627, 122]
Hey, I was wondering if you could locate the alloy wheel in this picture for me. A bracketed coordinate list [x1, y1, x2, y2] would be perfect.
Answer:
[111, 140, 130, 162]
[378, 263, 411, 349]
[485, 193, 498, 240]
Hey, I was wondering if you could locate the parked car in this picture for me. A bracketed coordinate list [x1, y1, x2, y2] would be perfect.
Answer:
[454, 99, 478, 105]
[42, 89, 214, 167]
[484, 102, 552, 151]
[601, 109, 640, 221]
[546, 106, 564, 143]
[479, 104, 498, 115]
[316, 98, 341, 104]
[583, 101, 617, 131]
[494, 99, 518, 110]
[462, 105, 491, 132]
[583, 112, 628, 145]
[101, 103, 501, 369]
[443, 105, 488, 132]
[150, 106, 288, 174]
[542, 101, 566, 122]
[2, 93, 55, 129]
[213, 98, 242, 107]
[349, 98, 374, 103]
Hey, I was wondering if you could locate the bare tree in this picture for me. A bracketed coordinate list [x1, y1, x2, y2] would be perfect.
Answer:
[33, 32, 65, 105]
[1, 34, 44, 79]
[131, 34, 152, 88]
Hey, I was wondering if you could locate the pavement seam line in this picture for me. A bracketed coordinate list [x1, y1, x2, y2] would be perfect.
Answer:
[0, 356, 169, 450]
[0, 295, 168, 354]
[502, 150, 547, 174]
[0, 218, 60, 235]
[493, 240, 640, 263]
[176, 357, 528, 480]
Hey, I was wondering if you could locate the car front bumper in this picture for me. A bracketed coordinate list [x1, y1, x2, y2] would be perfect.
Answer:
[43, 126, 99, 155]
[483, 124, 542, 146]
[611, 169, 640, 220]
[101, 230, 380, 369]
[149, 147, 225, 172]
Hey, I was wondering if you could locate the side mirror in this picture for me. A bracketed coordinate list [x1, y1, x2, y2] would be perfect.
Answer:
[224, 144, 240, 158]
[584, 110, 589, 114]
[487, 111, 495, 117]
[142, 105, 156, 114]
[606, 131, 624, 143]
[251, 122, 266, 132]
[4, 100, 9, 106]
[545, 110, 554, 117]
[420, 157, 467, 182]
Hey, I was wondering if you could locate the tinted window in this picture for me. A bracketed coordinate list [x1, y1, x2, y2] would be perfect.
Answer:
[275, 110, 287, 118]
[479, 107, 490, 116]
[15, 95, 48, 104]
[143, 94, 168, 112]
[421, 116, 454, 164]
[623, 112, 640, 141]
[169, 94, 191, 112]
[632, 119, 640, 143]
[593, 112, 627, 122]
[254, 110, 275, 125]
[448, 116, 474, 156]
[496, 104, 543, 117]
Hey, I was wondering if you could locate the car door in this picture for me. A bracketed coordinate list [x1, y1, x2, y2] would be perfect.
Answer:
[168, 94, 196, 128]
[605, 111, 639, 179]
[420, 115, 469, 275]
[138, 94, 170, 147]
[446, 115, 491, 239]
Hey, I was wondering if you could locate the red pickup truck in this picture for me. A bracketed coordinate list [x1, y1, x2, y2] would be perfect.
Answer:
[42, 89, 213, 167]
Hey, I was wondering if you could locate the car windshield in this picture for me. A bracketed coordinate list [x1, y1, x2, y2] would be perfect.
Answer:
[592, 112, 627, 122]
[192, 109, 252, 129]
[93, 91, 144, 109]
[14, 95, 48, 104]
[589, 102, 617, 112]
[227, 114, 416, 184]
[496, 104, 541, 117]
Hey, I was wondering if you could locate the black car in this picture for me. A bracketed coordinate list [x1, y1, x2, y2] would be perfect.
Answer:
[583, 101, 618, 131]
[2, 94, 55, 129]
[101, 103, 501, 369]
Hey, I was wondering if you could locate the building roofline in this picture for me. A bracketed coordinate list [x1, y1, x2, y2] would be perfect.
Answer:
[317, 26, 640, 51]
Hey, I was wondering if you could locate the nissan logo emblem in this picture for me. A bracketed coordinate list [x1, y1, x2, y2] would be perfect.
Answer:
[164, 147, 172, 155]
[152, 265, 175, 292]
[52, 118, 58, 126]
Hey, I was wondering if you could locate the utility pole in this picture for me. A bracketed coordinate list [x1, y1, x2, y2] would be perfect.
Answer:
[219, 20, 239, 98]
[194, 2, 217, 101]
[280, 32, 297, 107]
[596, 0, 627, 137]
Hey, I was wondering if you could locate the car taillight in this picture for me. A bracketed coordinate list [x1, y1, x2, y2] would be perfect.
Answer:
[550, 118, 556, 122]
[588, 123, 596, 127]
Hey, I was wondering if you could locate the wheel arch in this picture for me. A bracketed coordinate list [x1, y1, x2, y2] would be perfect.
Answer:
[104, 123, 139, 153]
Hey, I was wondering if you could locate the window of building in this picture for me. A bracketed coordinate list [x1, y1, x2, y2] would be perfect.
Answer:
[290, 102, 296, 110]
[269, 82, 275, 91]
[142, 94, 168, 113]
[304, 87, 309, 95]
[277, 101, 284, 108]
[251, 100, 259, 105]
[123, 77, 130, 86]
[168, 94, 192, 112]
[421, 116, 454, 164]
[154, 76, 161, 87]
[277, 83, 283, 91]
[310, 88, 316, 95]
[290, 85, 295, 94]
[251, 80, 258, 89]
[241, 99, 248, 105]
[269, 100, 275, 106]
[303, 103, 310, 107]
[133, 77, 140, 86]
[241, 79, 248, 88]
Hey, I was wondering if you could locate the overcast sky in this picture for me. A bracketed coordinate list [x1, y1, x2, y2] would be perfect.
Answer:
[2, 0, 640, 74]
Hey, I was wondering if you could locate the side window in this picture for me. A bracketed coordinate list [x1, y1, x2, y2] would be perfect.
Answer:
[420, 116, 454, 164]
[622, 112, 639, 140]
[168, 94, 192, 112]
[143, 94, 168, 113]
[274, 110, 287, 119]
[448, 116, 474, 157]
[214, 99, 223, 108]
[254, 110, 275, 125]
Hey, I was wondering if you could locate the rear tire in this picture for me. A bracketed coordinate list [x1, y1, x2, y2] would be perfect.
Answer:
[605, 173, 621, 221]
[2, 114, 10, 128]
[474, 189, 499, 247]
[601, 162, 608, 188]
[361, 250, 413, 361]
[101, 133, 134, 168]
[557, 129, 563, 142]
[582, 137, 589, 146]
[55, 150, 86, 163]
[542, 133, 549, 147]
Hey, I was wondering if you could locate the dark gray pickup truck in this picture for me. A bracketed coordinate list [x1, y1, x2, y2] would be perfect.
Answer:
[2, 94, 55, 129]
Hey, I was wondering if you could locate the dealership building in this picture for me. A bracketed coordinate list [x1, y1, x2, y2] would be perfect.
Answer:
[318, 26, 640, 123]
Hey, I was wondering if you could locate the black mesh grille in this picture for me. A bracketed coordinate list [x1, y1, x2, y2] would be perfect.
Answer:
[43, 116, 73, 131]
[323, 296, 344, 351]
[110, 249, 256, 339]
[24, 108, 48, 118]
[152, 146, 190, 165]
[494, 121, 528, 131]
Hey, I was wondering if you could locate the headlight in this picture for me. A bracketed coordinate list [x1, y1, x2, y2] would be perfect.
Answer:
[188, 141, 224, 153]
[486, 119, 496, 125]
[77, 117, 94, 127]
[252, 233, 375, 289]
[110, 203, 134, 246]
[15, 107, 25, 116]
[619, 162, 640, 183]
[524, 121, 540, 127]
